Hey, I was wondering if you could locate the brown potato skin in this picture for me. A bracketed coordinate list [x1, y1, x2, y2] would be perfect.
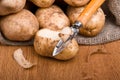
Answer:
[67, 6, 105, 37]
[34, 35, 58, 57]
[34, 29, 79, 60]
[30, 0, 55, 7]
[64, 0, 90, 7]
[0, 9, 39, 41]
[0, 0, 26, 16]
[35, 5, 70, 31]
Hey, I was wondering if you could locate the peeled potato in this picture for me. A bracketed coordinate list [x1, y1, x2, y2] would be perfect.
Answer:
[64, 0, 90, 7]
[0, 9, 39, 41]
[35, 5, 70, 31]
[0, 0, 26, 16]
[34, 28, 79, 60]
[30, 0, 55, 7]
[67, 6, 105, 37]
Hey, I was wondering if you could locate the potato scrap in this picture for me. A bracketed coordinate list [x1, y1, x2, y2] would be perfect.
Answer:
[13, 48, 34, 69]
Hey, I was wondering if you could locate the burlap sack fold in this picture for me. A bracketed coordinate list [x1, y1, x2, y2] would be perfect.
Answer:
[76, 18, 120, 45]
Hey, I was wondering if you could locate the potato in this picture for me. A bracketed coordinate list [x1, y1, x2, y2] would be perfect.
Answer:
[0, 9, 39, 41]
[64, 0, 90, 7]
[108, 0, 120, 25]
[67, 6, 105, 37]
[0, 0, 26, 16]
[30, 0, 55, 7]
[35, 5, 70, 30]
[34, 28, 79, 60]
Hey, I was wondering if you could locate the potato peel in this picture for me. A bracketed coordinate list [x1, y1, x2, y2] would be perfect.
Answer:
[13, 48, 34, 69]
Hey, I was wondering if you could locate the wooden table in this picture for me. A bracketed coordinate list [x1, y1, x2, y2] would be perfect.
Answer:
[0, 40, 120, 80]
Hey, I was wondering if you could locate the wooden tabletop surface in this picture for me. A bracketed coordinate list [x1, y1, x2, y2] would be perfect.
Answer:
[0, 40, 120, 80]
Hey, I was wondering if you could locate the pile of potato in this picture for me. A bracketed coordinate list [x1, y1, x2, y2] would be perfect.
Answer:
[0, 0, 106, 60]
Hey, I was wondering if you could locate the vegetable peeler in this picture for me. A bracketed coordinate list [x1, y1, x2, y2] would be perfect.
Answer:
[52, 0, 105, 56]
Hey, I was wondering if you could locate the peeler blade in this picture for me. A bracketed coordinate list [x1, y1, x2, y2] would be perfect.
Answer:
[52, 31, 76, 56]
[52, 39, 64, 56]
[52, 21, 82, 56]
[52, 39, 71, 56]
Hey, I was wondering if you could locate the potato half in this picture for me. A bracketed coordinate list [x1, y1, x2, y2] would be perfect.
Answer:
[35, 5, 70, 31]
[0, 9, 39, 41]
[67, 6, 105, 37]
[0, 0, 26, 16]
[30, 0, 55, 7]
[34, 28, 79, 60]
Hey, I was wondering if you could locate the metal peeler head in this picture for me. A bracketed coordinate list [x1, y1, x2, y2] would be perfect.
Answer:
[52, 21, 82, 56]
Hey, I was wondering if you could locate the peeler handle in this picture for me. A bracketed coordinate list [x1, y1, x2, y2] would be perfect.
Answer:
[77, 0, 105, 26]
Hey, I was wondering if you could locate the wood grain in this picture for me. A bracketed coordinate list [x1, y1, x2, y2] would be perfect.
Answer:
[0, 40, 120, 80]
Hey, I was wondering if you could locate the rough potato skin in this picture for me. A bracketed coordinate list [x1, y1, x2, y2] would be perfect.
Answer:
[34, 35, 58, 57]
[67, 6, 105, 37]
[34, 29, 79, 60]
[64, 0, 90, 7]
[0, 9, 39, 41]
[0, 0, 26, 16]
[108, 0, 120, 25]
[35, 5, 70, 31]
[30, 0, 55, 7]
